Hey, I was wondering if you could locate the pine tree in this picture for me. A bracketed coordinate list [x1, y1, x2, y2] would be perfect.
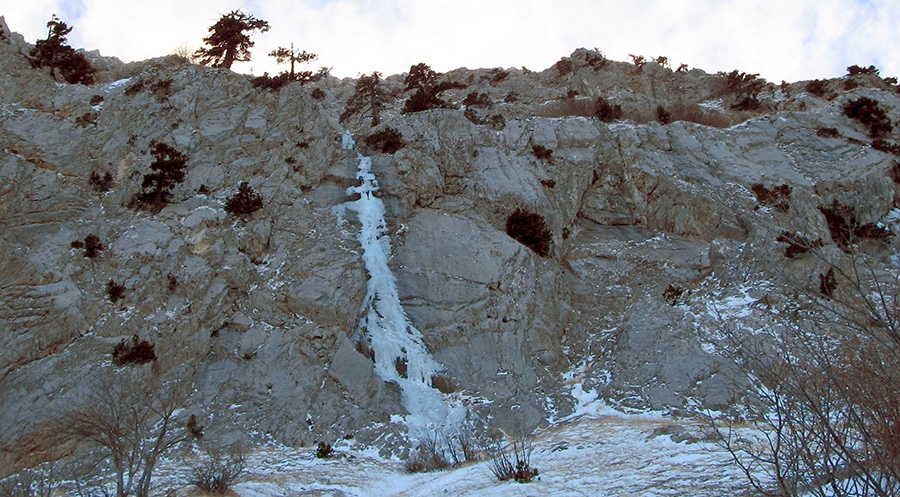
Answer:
[401, 63, 450, 114]
[132, 142, 187, 213]
[340, 72, 388, 126]
[29, 15, 95, 84]
[194, 10, 270, 69]
[269, 43, 317, 81]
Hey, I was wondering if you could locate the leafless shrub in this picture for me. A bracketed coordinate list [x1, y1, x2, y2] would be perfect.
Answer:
[405, 432, 452, 473]
[0, 463, 57, 497]
[188, 451, 244, 495]
[484, 430, 538, 483]
[710, 249, 900, 496]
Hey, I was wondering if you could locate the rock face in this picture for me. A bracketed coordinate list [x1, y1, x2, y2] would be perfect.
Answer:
[2, 17, 900, 472]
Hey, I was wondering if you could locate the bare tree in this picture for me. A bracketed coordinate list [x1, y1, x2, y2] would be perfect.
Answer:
[66, 370, 190, 497]
[711, 238, 900, 496]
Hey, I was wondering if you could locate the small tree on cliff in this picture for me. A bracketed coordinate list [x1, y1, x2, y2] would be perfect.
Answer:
[269, 43, 317, 81]
[340, 72, 389, 126]
[402, 63, 452, 113]
[29, 15, 95, 84]
[130, 142, 187, 213]
[194, 10, 270, 69]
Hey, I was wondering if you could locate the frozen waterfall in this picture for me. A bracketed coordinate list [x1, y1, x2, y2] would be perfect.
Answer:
[338, 134, 465, 435]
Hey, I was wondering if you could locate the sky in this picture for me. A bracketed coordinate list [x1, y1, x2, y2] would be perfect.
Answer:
[1, 0, 898, 83]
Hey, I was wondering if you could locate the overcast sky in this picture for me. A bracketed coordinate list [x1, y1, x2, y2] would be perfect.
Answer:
[2, 0, 898, 83]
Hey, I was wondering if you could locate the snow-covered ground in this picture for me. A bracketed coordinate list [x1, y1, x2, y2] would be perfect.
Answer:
[165, 404, 751, 496]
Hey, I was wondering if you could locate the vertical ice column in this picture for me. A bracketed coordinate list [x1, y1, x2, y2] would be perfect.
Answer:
[340, 135, 464, 433]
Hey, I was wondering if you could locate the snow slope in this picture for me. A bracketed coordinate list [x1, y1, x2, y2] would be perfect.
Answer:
[171, 408, 749, 496]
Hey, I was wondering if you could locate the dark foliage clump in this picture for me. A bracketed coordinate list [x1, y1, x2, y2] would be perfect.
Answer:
[891, 161, 900, 184]
[806, 79, 830, 98]
[224, 182, 263, 220]
[594, 97, 623, 122]
[532, 145, 553, 163]
[113, 335, 156, 366]
[586, 51, 608, 71]
[311, 88, 326, 100]
[29, 15, 95, 85]
[250, 72, 294, 91]
[71, 234, 104, 259]
[776, 231, 823, 258]
[506, 209, 551, 257]
[89, 171, 114, 192]
[819, 267, 837, 298]
[751, 183, 792, 212]
[843, 97, 893, 138]
[504, 92, 519, 103]
[719, 70, 765, 110]
[872, 139, 900, 155]
[187, 414, 204, 439]
[167, 273, 179, 292]
[130, 142, 188, 213]
[663, 284, 686, 305]
[656, 105, 671, 125]
[107, 280, 125, 303]
[819, 199, 893, 252]
[463, 92, 492, 108]
[816, 127, 841, 138]
[89, 94, 104, 106]
[488, 68, 509, 85]
[555, 58, 573, 76]
[847, 65, 879, 77]
[364, 127, 405, 154]
[316, 442, 333, 459]
[629, 54, 646, 69]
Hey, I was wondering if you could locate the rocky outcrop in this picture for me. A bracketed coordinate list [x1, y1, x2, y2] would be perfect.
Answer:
[2, 15, 900, 473]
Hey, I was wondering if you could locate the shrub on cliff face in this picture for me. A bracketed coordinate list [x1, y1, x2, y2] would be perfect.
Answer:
[819, 199, 893, 252]
[364, 127, 405, 154]
[224, 182, 263, 220]
[71, 234, 104, 259]
[113, 335, 157, 366]
[506, 209, 551, 257]
[750, 183, 792, 212]
[594, 97, 623, 122]
[843, 97, 893, 138]
[847, 64, 879, 76]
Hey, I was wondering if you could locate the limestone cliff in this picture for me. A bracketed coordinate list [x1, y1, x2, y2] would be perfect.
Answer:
[2, 16, 899, 474]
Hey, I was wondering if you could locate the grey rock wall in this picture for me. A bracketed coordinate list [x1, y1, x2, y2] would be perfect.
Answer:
[2, 16, 900, 471]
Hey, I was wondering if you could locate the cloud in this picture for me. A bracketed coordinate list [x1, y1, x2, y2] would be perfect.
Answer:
[1, 0, 897, 82]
